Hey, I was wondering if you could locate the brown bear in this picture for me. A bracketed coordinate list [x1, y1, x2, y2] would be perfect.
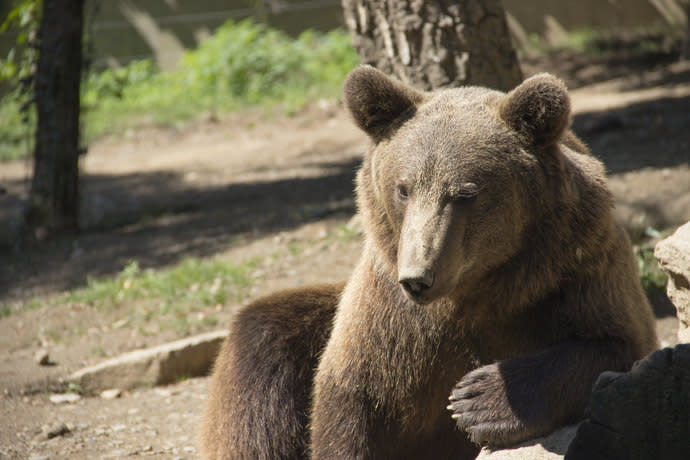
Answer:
[199, 67, 658, 460]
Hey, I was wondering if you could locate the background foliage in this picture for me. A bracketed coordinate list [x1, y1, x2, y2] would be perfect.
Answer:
[0, 18, 358, 161]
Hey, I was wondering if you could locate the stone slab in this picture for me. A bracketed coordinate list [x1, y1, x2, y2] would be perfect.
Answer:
[69, 330, 228, 394]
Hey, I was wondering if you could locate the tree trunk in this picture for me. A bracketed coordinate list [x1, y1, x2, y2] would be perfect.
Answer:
[24, 0, 84, 239]
[682, 1, 690, 61]
[341, 0, 522, 91]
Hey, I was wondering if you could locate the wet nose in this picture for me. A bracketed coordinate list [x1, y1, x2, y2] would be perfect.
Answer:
[398, 268, 435, 297]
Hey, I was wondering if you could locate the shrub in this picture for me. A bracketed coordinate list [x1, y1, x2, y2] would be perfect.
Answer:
[1, 19, 359, 160]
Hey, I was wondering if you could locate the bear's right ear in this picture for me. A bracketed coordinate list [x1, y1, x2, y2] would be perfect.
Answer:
[343, 66, 426, 142]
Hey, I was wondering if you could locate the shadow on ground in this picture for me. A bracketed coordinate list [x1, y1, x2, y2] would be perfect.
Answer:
[573, 95, 690, 174]
[521, 48, 683, 90]
[1, 75, 688, 307]
[0, 158, 360, 302]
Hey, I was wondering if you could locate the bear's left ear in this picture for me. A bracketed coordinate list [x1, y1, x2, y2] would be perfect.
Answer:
[498, 73, 571, 147]
[343, 66, 427, 142]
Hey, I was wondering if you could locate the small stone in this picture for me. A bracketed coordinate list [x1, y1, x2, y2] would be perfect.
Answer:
[100, 389, 122, 400]
[155, 388, 172, 397]
[49, 393, 81, 404]
[34, 349, 53, 366]
[112, 319, 128, 329]
[42, 423, 71, 439]
[316, 227, 328, 240]
[111, 424, 127, 433]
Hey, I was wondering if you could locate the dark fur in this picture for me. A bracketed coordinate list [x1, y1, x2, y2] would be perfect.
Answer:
[199, 284, 343, 459]
[199, 67, 657, 459]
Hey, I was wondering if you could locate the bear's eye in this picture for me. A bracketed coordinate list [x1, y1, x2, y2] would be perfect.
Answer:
[450, 182, 479, 200]
[396, 185, 409, 201]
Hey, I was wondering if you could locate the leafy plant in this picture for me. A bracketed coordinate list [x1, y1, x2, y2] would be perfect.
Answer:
[635, 246, 668, 299]
[2, 17, 358, 161]
[0, 0, 41, 85]
[81, 19, 358, 142]
[0, 0, 41, 161]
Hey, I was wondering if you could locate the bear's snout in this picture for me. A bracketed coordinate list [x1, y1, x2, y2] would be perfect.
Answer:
[398, 266, 435, 301]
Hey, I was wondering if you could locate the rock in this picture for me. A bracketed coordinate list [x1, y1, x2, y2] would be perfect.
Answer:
[111, 318, 129, 329]
[68, 330, 228, 394]
[48, 393, 81, 404]
[100, 388, 122, 400]
[477, 425, 577, 460]
[34, 349, 54, 366]
[655, 221, 690, 342]
[565, 345, 690, 460]
[40, 423, 71, 440]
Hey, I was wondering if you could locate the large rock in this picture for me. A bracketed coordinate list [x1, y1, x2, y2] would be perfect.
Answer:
[477, 425, 577, 460]
[69, 330, 227, 394]
[655, 221, 690, 343]
[565, 345, 690, 460]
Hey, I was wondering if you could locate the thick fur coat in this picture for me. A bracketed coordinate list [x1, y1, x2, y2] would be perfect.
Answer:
[200, 67, 657, 460]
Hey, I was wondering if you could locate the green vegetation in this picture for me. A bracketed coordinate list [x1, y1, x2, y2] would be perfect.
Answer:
[635, 245, 668, 300]
[1, 220, 364, 340]
[0, 96, 34, 161]
[0, 19, 359, 162]
[64, 256, 259, 336]
[67, 382, 83, 394]
[2, 15, 683, 162]
[319, 223, 361, 250]
[68, 258, 255, 309]
[0, 0, 40, 161]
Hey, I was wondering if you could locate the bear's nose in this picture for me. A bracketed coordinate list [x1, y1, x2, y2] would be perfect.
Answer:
[398, 268, 435, 298]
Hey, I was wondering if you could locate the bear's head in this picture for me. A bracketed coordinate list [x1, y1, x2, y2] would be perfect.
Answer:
[344, 66, 579, 305]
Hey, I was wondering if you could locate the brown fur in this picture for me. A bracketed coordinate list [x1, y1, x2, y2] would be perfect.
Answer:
[199, 67, 657, 459]
[199, 284, 343, 459]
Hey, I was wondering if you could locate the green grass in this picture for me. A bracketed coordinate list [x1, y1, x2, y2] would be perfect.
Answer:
[69, 257, 258, 308]
[1, 20, 359, 162]
[330, 223, 361, 243]
[91, 345, 106, 358]
[65, 256, 259, 335]
[0, 19, 359, 161]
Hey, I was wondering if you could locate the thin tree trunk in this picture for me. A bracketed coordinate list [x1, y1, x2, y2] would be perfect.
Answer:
[25, 0, 84, 239]
[342, 0, 522, 91]
[682, 1, 690, 60]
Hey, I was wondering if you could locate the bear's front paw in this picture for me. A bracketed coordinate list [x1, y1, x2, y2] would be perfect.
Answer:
[447, 364, 526, 447]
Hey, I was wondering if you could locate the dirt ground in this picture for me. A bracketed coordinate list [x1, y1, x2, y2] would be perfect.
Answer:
[1, 53, 689, 459]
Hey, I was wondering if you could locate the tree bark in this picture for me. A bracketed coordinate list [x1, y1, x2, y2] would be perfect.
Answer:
[341, 0, 522, 91]
[682, 0, 690, 61]
[24, 0, 84, 239]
